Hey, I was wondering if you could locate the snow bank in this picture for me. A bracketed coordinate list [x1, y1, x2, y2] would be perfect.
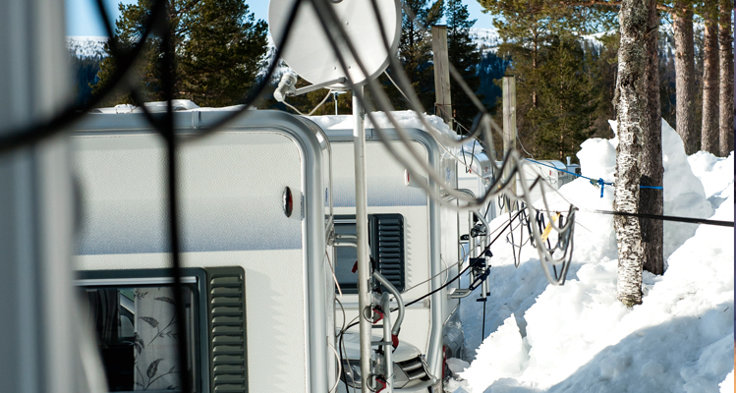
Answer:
[576, 119, 713, 258]
[688, 151, 734, 202]
[453, 119, 733, 393]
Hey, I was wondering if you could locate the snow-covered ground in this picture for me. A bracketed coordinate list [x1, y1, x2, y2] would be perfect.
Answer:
[448, 119, 734, 393]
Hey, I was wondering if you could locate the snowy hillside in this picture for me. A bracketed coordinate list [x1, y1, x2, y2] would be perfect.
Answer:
[448, 119, 734, 393]
[470, 27, 501, 52]
[66, 36, 107, 59]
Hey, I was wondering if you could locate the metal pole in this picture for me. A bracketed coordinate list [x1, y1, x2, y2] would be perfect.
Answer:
[502, 75, 517, 212]
[353, 85, 372, 393]
[381, 293, 393, 393]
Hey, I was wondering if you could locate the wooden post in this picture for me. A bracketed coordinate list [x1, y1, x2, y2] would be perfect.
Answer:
[502, 75, 517, 211]
[432, 25, 452, 130]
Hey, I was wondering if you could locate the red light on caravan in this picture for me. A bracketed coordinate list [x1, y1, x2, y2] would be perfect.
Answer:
[404, 169, 426, 188]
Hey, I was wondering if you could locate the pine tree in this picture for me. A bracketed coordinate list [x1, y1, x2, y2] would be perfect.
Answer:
[479, 0, 614, 158]
[178, 0, 267, 107]
[672, 0, 697, 155]
[476, 51, 510, 111]
[717, 0, 734, 156]
[641, 0, 663, 276]
[527, 36, 596, 160]
[700, 0, 720, 154]
[444, 0, 482, 132]
[93, 0, 268, 107]
[659, 30, 677, 128]
[589, 33, 619, 138]
[389, 0, 443, 112]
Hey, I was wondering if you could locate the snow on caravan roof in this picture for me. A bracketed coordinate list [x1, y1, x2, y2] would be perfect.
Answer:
[307, 110, 462, 162]
[90, 99, 201, 113]
[89, 100, 252, 114]
[307, 110, 457, 138]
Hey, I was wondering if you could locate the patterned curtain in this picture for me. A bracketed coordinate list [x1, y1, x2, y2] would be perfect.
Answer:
[133, 287, 180, 391]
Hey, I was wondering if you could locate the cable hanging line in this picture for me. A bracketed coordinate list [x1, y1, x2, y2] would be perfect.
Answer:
[523, 157, 663, 198]
[590, 209, 734, 227]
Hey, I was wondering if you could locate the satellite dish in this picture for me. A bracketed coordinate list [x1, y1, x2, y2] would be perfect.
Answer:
[268, 0, 401, 89]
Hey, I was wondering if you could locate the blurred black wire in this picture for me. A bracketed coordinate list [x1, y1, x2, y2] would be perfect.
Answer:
[0, 0, 167, 153]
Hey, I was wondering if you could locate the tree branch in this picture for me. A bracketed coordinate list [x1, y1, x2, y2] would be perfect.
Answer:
[560, 0, 672, 13]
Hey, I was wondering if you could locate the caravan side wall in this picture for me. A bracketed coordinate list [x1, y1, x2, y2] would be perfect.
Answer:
[325, 127, 460, 379]
[72, 111, 334, 393]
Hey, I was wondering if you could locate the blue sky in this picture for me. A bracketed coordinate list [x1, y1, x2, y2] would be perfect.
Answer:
[65, 0, 493, 36]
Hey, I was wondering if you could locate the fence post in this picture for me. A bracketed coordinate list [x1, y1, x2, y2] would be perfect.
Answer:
[502, 75, 517, 212]
[432, 25, 453, 130]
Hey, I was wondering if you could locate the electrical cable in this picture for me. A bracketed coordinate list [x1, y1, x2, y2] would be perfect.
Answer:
[313, 4, 549, 217]
[44, 2, 586, 390]
[402, 264, 472, 308]
[399, 209, 524, 309]
[307, 89, 334, 115]
[401, 213, 518, 295]
[87, 2, 317, 391]
[334, 296, 348, 392]
[92, 1, 192, 390]
[327, 251, 344, 297]
[0, 0, 168, 154]
[281, 89, 334, 116]
[591, 209, 734, 227]
[1, 0, 581, 390]
[328, 343, 342, 393]
[158, 6, 191, 390]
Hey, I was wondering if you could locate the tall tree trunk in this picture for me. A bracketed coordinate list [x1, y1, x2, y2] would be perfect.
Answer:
[702, 6, 720, 154]
[718, 0, 734, 156]
[640, 0, 664, 275]
[615, 0, 648, 307]
[532, 26, 539, 108]
[673, 1, 697, 155]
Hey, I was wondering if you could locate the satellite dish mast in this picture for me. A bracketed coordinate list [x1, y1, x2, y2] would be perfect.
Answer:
[269, 0, 401, 392]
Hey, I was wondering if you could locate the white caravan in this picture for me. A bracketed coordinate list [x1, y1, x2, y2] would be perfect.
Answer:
[71, 109, 338, 393]
[317, 115, 466, 392]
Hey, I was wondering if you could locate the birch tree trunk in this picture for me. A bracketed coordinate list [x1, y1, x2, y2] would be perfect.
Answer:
[641, 0, 664, 275]
[615, 0, 648, 306]
[718, 0, 734, 156]
[673, 1, 697, 155]
[701, 5, 720, 154]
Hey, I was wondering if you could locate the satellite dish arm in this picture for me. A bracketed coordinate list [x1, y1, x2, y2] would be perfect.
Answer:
[274, 72, 298, 102]
[274, 72, 346, 102]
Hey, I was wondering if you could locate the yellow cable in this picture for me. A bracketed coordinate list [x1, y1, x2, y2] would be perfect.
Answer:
[541, 212, 561, 242]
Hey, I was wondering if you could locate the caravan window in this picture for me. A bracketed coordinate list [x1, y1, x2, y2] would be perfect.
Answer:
[78, 272, 204, 392]
[334, 214, 405, 293]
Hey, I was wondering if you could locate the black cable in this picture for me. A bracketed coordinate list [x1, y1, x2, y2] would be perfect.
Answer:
[338, 318, 361, 390]
[468, 139, 477, 171]
[0, 0, 168, 154]
[404, 264, 473, 308]
[593, 209, 734, 227]
[0, 0, 304, 154]
[400, 209, 525, 309]
[334, 297, 353, 393]
[159, 6, 191, 392]
[480, 297, 487, 339]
